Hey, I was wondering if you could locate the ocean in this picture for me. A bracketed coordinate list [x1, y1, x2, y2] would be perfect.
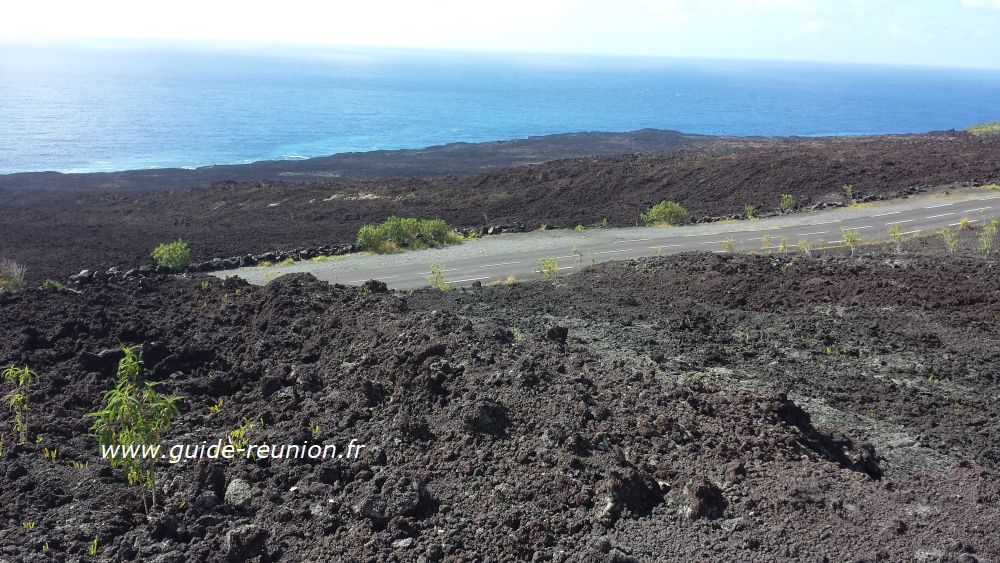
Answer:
[1, 43, 999, 175]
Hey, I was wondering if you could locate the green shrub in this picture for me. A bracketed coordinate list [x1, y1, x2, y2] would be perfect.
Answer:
[151, 240, 192, 271]
[841, 228, 861, 256]
[720, 238, 738, 252]
[887, 224, 904, 253]
[966, 120, 1000, 135]
[779, 193, 795, 212]
[641, 201, 690, 226]
[744, 205, 759, 220]
[86, 346, 181, 512]
[355, 217, 458, 252]
[842, 184, 854, 202]
[940, 228, 958, 254]
[797, 239, 815, 257]
[0, 259, 26, 293]
[3, 364, 37, 444]
[979, 218, 999, 254]
[426, 263, 453, 291]
[536, 257, 559, 280]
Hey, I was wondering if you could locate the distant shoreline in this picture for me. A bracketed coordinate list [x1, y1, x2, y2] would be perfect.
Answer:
[0, 128, 965, 194]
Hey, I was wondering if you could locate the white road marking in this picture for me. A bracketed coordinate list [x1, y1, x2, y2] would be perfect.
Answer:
[479, 261, 522, 268]
[593, 249, 633, 255]
[886, 219, 915, 225]
[453, 276, 492, 283]
[967, 207, 992, 212]
[650, 244, 682, 249]
[348, 275, 400, 283]
[854, 225, 875, 230]
[901, 229, 923, 236]
[925, 212, 957, 219]
[699, 241, 721, 245]
[925, 203, 954, 209]
[557, 266, 576, 270]
[872, 211, 901, 217]
[948, 220, 978, 227]
[797, 231, 829, 236]
[418, 268, 461, 275]
[614, 238, 651, 243]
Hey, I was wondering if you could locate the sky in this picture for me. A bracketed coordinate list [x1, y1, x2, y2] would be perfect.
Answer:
[2, 0, 999, 68]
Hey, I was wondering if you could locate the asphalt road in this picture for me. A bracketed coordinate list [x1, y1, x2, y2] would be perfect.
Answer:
[213, 189, 1000, 289]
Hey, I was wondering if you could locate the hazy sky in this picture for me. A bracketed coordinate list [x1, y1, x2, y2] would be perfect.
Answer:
[3, 0, 999, 68]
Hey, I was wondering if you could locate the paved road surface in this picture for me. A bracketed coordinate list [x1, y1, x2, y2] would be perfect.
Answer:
[213, 189, 1000, 289]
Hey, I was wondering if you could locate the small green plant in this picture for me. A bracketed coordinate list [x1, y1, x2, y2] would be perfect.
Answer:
[200, 280, 211, 290]
[842, 183, 854, 203]
[574, 224, 585, 232]
[310, 422, 322, 438]
[761, 234, 772, 253]
[536, 257, 559, 280]
[966, 120, 1000, 134]
[744, 205, 759, 220]
[3, 364, 37, 444]
[72, 460, 88, 469]
[510, 326, 525, 342]
[600, 218, 609, 228]
[641, 201, 690, 226]
[571, 246, 583, 268]
[887, 224, 904, 253]
[779, 193, 795, 212]
[23, 520, 36, 529]
[86, 346, 181, 513]
[841, 228, 861, 256]
[0, 259, 27, 293]
[979, 218, 999, 254]
[151, 240, 192, 272]
[426, 263, 453, 291]
[40, 279, 72, 292]
[652, 246, 664, 256]
[488, 275, 519, 286]
[927, 374, 941, 384]
[959, 216, 972, 230]
[208, 398, 224, 414]
[940, 228, 959, 254]
[984, 183, 1000, 191]
[88, 536, 99, 556]
[797, 239, 814, 257]
[228, 417, 254, 451]
[42, 447, 57, 462]
[778, 236, 789, 254]
[720, 238, 738, 252]
[263, 271, 287, 284]
[42, 542, 49, 552]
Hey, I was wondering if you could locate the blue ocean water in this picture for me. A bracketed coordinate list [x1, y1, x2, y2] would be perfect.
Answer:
[1, 43, 999, 175]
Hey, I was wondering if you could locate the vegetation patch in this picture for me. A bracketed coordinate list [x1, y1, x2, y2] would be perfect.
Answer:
[86, 346, 182, 513]
[426, 263, 453, 291]
[641, 201, 690, 226]
[966, 120, 1000, 135]
[355, 216, 462, 253]
[0, 258, 27, 293]
[151, 240, 192, 272]
[536, 257, 560, 280]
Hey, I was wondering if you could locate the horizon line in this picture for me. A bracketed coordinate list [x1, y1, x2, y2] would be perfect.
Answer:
[4, 37, 1000, 72]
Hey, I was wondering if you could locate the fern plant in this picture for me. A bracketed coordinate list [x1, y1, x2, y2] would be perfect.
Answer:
[3, 364, 37, 444]
[86, 346, 181, 512]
